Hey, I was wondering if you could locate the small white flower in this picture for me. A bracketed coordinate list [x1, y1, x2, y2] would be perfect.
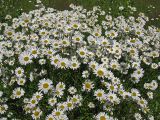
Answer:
[38, 78, 53, 94]
[12, 87, 25, 99]
[15, 67, 24, 77]
[19, 51, 32, 65]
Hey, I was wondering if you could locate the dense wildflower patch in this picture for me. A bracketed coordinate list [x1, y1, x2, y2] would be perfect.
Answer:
[0, 3, 160, 120]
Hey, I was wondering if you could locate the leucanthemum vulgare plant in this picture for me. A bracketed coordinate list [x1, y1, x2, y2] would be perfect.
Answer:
[0, 2, 160, 120]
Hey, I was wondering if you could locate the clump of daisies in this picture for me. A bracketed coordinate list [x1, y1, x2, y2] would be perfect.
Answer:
[0, 1, 159, 120]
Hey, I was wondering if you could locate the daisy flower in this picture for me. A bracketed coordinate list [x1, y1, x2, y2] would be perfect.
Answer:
[77, 47, 88, 58]
[0, 104, 8, 114]
[133, 68, 144, 78]
[110, 60, 120, 70]
[89, 61, 98, 70]
[54, 89, 64, 98]
[48, 97, 57, 106]
[15, 67, 24, 77]
[88, 102, 95, 108]
[108, 30, 118, 39]
[71, 95, 82, 104]
[38, 78, 53, 94]
[82, 80, 94, 92]
[56, 82, 66, 91]
[131, 88, 141, 100]
[147, 92, 153, 99]
[72, 22, 80, 29]
[50, 55, 61, 66]
[39, 59, 46, 65]
[72, 35, 83, 43]
[57, 102, 67, 111]
[92, 29, 101, 37]
[19, 51, 32, 65]
[17, 78, 26, 86]
[30, 47, 39, 58]
[94, 89, 106, 101]
[12, 87, 25, 99]
[94, 65, 107, 78]
[134, 113, 142, 120]
[32, 108, 42, 120]
[82, 70, 90, 78]
[68, 86, 77, 95]
[46, 114, 55, 120]
[96, 112, 114, 120]
[33, 92, 43, 101]
[70, 60, 80, 70]
[39, 29, 48, 36]
[137, 98, 148, 108]
[61, 39, 70, 47]
[106, 83, 118, 92]
[52, 108, 64, 119]
[58, 58, 69, 69]
[29, 98, 38, 107]
[66, 100, 74, 111]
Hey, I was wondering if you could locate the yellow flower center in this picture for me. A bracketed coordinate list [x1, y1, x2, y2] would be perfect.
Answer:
[7, 32, 13, 36]
[80, 51, 85, 55]
[61, 62, 66, 67]
[48, 51, 52, 54]
[100, 116, 106, 120]
[111, 32, 115, 36]
[31, 100, 36, 104]
[60, 105, 65, 110]
[91, 64, 95, 69]
[41, 32, 45, 35]
[55, 111, 60, 116]
[43, 83, 49, 89]
[97, 92, 102, 97]
[18, 70, 22, 74]
[34, 111, 40, 116]
[130, 39, 136, 43]
[62, 41, 67, 44]
[132, 92, 136, 96]
[67, 103, 72, 107]
[110, 96, 113, 99]
[97, 70, 104, 76]
[112, 64, 117, 69]
[16, 91, 21, 95]
[72, 98, 77, 103]
[24, 56, 29, 61]
[76, 38, 80, 41]
[140, 100, 144, 104]
[72, 63, 77, 67]
[0, 106, 5, 111]
[44, 40, 48, 43]
[95, 33, 99, 36]
[32, 50, 37, 54]
[73, 24, 78, 28]
[110, 86, 114, 90]
[54, 59, 59, 64]
[85, 83, 91, 89]
[51, 99, 55, 103]
[49, 118, 53, 120]
[36, 95, 40, 99]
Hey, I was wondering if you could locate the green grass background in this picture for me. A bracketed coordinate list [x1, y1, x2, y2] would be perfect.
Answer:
[0, 0, 160, 26]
